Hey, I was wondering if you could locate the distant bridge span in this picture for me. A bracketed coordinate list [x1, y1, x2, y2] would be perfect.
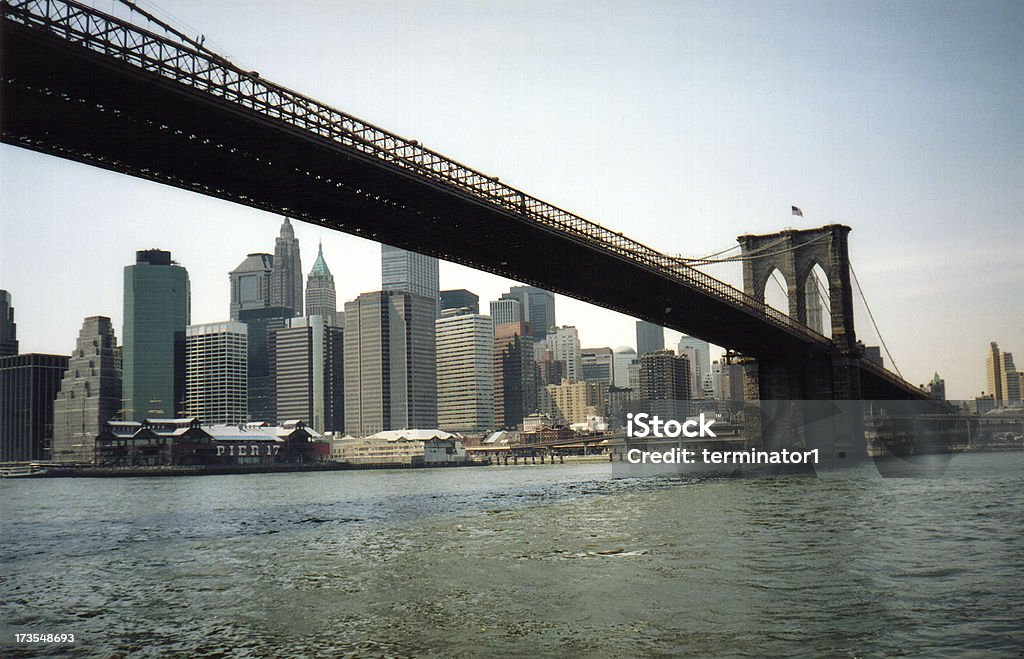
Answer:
[0, 0, 923, 400]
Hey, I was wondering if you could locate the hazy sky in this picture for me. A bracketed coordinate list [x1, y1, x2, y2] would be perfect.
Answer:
[2, 0, 1022, 399]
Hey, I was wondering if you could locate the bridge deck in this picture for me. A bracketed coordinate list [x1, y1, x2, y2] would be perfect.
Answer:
[0, 0, 924, 399]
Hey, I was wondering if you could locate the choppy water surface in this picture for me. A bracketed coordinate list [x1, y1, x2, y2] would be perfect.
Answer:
[2, 453, 1023, 657]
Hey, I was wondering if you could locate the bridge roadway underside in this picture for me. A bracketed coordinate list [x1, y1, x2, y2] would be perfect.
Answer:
[1, 21, 920, 399]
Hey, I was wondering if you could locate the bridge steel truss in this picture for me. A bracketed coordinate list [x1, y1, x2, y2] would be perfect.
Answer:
[0, 0, 923, 400]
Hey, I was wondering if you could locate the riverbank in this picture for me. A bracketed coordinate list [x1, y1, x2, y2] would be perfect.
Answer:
[2, 460, 492, 479]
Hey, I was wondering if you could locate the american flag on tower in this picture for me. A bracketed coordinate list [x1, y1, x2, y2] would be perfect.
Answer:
[791, 206, 803, 217]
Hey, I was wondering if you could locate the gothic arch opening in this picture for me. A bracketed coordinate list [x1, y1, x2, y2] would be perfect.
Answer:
[763, 267, 789, 316]
[805, 262, 832, 338]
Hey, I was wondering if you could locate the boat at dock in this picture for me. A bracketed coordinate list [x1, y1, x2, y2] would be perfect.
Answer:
[0, 463, 51, 478]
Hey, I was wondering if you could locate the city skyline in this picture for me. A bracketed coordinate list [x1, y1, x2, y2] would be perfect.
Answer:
[2, 1, 1022, 400]
[2, 4, 1022, 657]
[1, 205, 1020, 402]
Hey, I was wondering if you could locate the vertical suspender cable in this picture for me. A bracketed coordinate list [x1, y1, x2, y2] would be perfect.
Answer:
[849, 262, 902, 378]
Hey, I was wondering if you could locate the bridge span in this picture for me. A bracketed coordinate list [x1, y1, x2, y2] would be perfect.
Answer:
[0, 0, 924, 401]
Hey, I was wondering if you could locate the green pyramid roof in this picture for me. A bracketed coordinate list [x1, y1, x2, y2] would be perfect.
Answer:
[309, 242, 331, 276]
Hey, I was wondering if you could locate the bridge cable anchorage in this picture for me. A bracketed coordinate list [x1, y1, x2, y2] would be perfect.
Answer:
[849, 261, 903, 378]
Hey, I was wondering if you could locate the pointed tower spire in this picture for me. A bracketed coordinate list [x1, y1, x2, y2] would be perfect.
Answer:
[310, 241, 331, 276]
[305, 239, 337, 322]
[270, 217, 302, 315]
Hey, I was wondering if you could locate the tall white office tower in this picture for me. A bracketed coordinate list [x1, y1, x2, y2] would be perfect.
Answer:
[436, 308, 495, 433]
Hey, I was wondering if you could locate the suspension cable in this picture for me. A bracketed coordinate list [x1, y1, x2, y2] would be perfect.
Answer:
[679, 234, 829, 266]
[115, 0, 241, 70]
[687, 243, 742, 261]
[770, 270, 788, 297]
[809, 268, 831, 311]
[849, 261, 902, 377]
[673, 236, 785, 264]
[810, 268, 831, 304]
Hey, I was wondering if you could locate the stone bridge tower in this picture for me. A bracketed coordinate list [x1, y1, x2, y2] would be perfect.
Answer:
[737, 224, 856, 352]
[735, 224, 861, 401]
[735, 224, 864, 456]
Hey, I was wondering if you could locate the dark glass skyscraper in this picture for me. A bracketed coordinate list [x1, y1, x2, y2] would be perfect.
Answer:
[0, 290, 17, 357]
[636, 320, 665, 357]
[122, 249, 190, 421]
[504, 286, 555, 341]
[381, 244, 439, 313]
[0, 353, 69, 461]
[493, 321, 537, 430]
[440, 289, 479, 315]
[270, 218, 303, 317]
[237, 306, 292, 423]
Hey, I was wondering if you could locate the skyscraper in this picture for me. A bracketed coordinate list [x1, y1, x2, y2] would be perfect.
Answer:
[676, 345, 703, 399]
[536, 349, 565, 387]
[0, 290, 17, 356]
[237, 306, 293, 423]
[638, 349, 692, 420]
[229, 253, 273, 320]
[539, 380, 606, 425]
[185, 321, 248, 425]
[122, 249, 190, 421]
[805, 278, 825, 335]
[702, 370, 716, 399]
[986, 342, 1003, 403]
[344, 290, 437, 435]
[581, 347, 615, 386]
[1000, 353, 1020, 403]
[677, 335, 711, 389]
[612, 346, 637, 388]
[440, 289, 480, 315]
[718, 361, 746, 402]
[985, 342, 1020, 404]
[274, 315, 344, 432]
[305, 242, 338, 324]
[436, 308, 494, 433]
[494, 321, 536, 429]
[676, 336, 710, 401]
[504, 286, 556, 341]
[51, 316, 122, 463]
[927, 373, 946, 402]
[636, 321, 665, 357]
[545, 326, 581, 382]
[489, 297, 522, 326]
[381, 244, 439, 312]
[0, 353, 69, 461]
[270, 217, 303, 317]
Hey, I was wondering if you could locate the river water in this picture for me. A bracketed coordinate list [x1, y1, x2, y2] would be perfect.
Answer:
[2, 453, 1022, 657]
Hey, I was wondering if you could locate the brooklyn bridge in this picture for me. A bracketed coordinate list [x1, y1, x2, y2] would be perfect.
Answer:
[0, 0, 925, 404]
